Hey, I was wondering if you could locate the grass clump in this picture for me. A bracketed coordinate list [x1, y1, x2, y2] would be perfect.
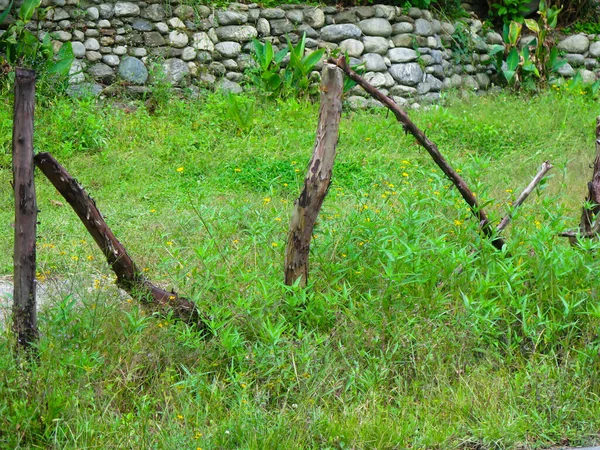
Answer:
[0, 88, 600, 449]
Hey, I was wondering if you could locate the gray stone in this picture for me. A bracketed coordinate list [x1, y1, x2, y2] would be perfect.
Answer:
[383, 71, 395, 87]
[390, 84, 417, 96]
[388, 47, 418, 63]
[197, 5, 211, 19]
[199, 72, 216, 85]
[114, 2, 139, 17]
[334, 10, 357, 24]
[84, 38, 100, 51]
[144, 32, 165, 47]
[440, 22, 455, 36]
[355, 6, 374, 19]
[270, 19, 294, 35]
[257, 18, 270, 36]
[585, 58, 598, 70]
[297, 24, 318, 39]
[72, 41, 86, 58]
[226, 72, 244, 82]
[53, 8, 70, 20]
[130, 47, 147, 57]
[237, 53, 256, 70]
[53, 30, 72, 42]
[564, 53, 585, 67]
[579, 69, 596, 84]
[118, 56, 148, 84]
[389, 62, 423, 86]
[215, 41, 242, 58]
[364, 71, 387, 88]
[86, 51, 102, 62]
[320, 24, 361, 42]
[113, 46, 127, 55]
[362, 53, 387, 72]
[69, 59, 85, 83]
[196, 51, 212, 63]
[407, 7, 422, 18]
[132, 19, 153, 31]
[339, 39, 364, 57]
[102, 54, 120, 66]
[174, 5, 195, 20]
[261, 8, 286, 19]
[475, 72, 490, 89]
[98, 3, 113, 19]
[193, 32, 214, 51]
[155, 22, 169, 33]
[346, 95, 368, 110]
[392, 22, 413, 34]
[470, 19, 482, 33]
[374, 5, 395, 20]
[182, 47, 196, 61]
[66, 82, 104, 97]
[86, 6, 99, 20]
[590, 41, 600, 58]
[485, 31, 503, 45]
[287, 10, 303, 24]
[97, 19, 111, 28]
[462, 75, 478, 90]
[431, 19, 441, 34]
[414, 18, 433, 36]
[168, 17, 186, 29]
[222, 59, 238, 70]
[169, 30, 189, 48]
[162, 58, 190, 84]
[557, 34, 589, 54]
[88, 63, 114, 81]
[304, 8, 325, 28]
[142, 4, 165, 21]
[362, 36, 389, 55]
[215, 10, 248, 25]
[215, 25, 258, 42]
[218, 78, 243, 94]
[209, 61, 226, 76]
[359, 18, 392, 37]
[392, 34, 413, 48]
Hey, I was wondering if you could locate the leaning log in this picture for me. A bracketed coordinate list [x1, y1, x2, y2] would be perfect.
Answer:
[12, 68, 38, 349]
[328, 56, 505, 250]
[33, 152, 208, 333]
[284, 64, 344, 286]
[580, 116, 600, 235]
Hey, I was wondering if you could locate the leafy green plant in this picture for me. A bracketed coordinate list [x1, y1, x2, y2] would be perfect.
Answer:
[490, 0, 565, 88]
[0, 0, 73, 76]
[248, 32, 325, 98]
[225, 92, 254, 134]
[490, 0, 530, 23]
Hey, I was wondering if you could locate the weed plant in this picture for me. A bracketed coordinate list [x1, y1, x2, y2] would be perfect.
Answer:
[0, 88, 600, 448]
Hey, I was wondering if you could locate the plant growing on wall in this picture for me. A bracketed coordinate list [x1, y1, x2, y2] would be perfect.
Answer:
[248, 32, 325, 98]
[489, 0, 565, 89]
[0, 0, 74, 77]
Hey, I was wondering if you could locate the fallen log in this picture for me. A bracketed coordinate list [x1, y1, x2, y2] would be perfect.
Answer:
[33, 152, 208, 333]
[12, 68, 38, 350]
[328, 56, 504, 250]
[285, 63, 344, 286]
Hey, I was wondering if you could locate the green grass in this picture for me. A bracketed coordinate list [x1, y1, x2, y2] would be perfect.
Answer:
[1, 87, 600, 449]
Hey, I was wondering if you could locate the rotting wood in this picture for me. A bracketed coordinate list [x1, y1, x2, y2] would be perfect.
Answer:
[33, 152, 208, 333]
[496, 161, 554, 234]
[12, 68, 38, 349]
[285, 63, 344, 286]
[328, 56, 505, 250]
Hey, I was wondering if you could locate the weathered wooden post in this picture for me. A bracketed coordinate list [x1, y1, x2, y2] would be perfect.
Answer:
[12, 68, 38, 349]
[284, 63, 344, 286]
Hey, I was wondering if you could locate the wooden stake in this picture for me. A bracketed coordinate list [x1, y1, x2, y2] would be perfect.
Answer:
[12, 68, 38, 349]
[33, 152, 208, 333]
[328, 56, 505, 250]
[284, 64, 344, 286]
[579, 116, 600, 235]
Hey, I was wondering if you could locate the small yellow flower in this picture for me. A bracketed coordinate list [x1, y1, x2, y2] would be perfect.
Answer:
[291, 160, 297, 165]
[234, 168, 241, 172]
[505, 189, 513, 193]
[194, 432, 203, 439]
[127, 299, 133, 303]
[294, 168, 300, 173]
[454, 220, 463, 226]
[263, 197, 271, 204]
[87, 255, 94, 261]
[272, 242, 278, 247]
[275, 217, 282, 222]
[143, 267, 149, 272]
[342, 253, 347, 258]
[166, 241, 173, 246]
[434, 191, 440, 195]
[176, 167, 184, 173]
[401, 160, 410, 165]
[241, 383, 247, 389]
[71, 256, 79, 261]
[283, 183, 288, 187]
[233, 239, 239, 244]
[535, 220, 541, 229]
[176, 414, 183, 419]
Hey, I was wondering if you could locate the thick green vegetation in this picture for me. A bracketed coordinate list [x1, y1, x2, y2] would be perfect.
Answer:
[0, 88, 600, 449]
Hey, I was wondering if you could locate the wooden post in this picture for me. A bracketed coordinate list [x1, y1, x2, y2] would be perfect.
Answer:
[33, 152, 208, 333]
[328, 56, 505, 250]
[579, 116, 600, 235]
[284, 64, 344, 286]
[12, 68, 38, 349]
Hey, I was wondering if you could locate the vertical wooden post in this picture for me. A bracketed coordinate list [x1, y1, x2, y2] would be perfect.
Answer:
[12, 68, 38, 349]
[284, 64, 343, 286]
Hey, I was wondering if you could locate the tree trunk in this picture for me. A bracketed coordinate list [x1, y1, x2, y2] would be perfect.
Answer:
[328, 56, 505, 250]
[33, 152, 208, 333]
[284, 64, 344, 286]
[12, 68, 38, 349]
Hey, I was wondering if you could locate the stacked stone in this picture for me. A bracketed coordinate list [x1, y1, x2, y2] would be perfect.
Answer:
[556, 33, 600, 83]
[2, 0, 598, 105]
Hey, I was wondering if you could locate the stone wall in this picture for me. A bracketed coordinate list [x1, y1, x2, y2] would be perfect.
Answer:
[1, 0, 600, 106]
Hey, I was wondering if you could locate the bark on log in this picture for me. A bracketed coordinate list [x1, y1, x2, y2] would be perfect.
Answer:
[33, 152, 208, 333]
[328, 56, 505, 250]
[579, 116, 600, 235]
[284, 64, 344, 286]
[496, 161, 553, 234]
[12, 68, 38, 349]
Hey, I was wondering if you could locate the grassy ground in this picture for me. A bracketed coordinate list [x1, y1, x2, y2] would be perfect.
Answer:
[0, 87, 600, 449]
